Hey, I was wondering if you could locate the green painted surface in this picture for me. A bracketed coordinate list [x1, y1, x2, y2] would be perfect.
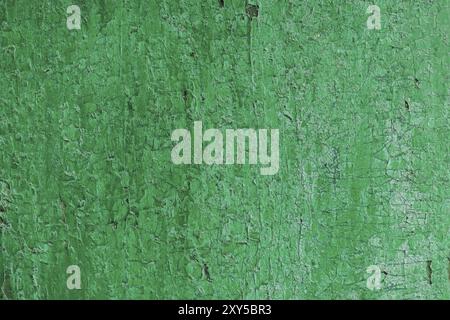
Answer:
[0, 0, 449, 299]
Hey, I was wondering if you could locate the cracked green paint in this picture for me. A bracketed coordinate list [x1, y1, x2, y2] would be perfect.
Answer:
[0, 0, 449, 299]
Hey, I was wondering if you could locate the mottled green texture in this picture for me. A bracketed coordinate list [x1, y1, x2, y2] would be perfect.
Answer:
[0, 0, 449, 299]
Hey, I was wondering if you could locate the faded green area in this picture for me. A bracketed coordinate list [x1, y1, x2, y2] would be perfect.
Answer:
[0, 0, 449, 299]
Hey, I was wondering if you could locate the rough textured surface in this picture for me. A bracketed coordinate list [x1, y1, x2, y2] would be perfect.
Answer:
[0, 0, 449, 299]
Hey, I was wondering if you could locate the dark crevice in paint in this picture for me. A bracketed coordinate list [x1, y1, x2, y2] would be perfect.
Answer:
[245, 4, 259, 19]
[203, 263, 212, 282]
[109, 219, 118, 230]
[426, 260, 432, 285]
[182, 88, 194, 123]
[404, 100, 410, 111]
[182, 89, 189, 105]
